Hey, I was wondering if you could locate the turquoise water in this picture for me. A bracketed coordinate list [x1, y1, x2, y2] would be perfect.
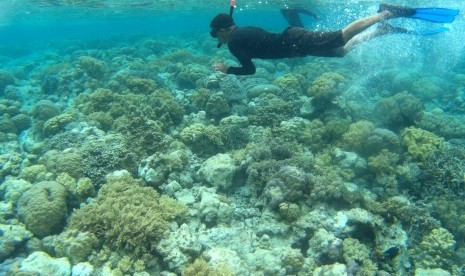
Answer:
[1, 0, 465, 275]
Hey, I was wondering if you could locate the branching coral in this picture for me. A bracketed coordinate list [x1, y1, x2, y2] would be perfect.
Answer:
[68, 174, 187, 257]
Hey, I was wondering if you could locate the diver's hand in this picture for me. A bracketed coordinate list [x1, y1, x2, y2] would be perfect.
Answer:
[213, 63, 229, 73]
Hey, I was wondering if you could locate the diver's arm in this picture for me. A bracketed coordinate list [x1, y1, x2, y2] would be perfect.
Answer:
[226, 52, 256, 75]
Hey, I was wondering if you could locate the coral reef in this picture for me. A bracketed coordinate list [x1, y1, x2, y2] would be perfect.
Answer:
[42, 229, 100, 264]
[17, 181, 67, 238]
[401, 126, 444, 161]
[198, 153, 238, 191]
[0, 71, 14, 93]
[68, 173, 187, 257]
[2, 19, 465, 276]
[375, 91, 424, 129]
[179, 123, 223, 156]
[78, 56, 107, 79]
[411, 227, 456, 271]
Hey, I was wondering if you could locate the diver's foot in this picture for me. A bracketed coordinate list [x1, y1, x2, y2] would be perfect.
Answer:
[376, 22, 410, 35]
[378, 3, 416, 17]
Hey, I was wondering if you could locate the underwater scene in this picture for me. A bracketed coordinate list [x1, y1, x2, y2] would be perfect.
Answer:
[1, 0, 465, 275]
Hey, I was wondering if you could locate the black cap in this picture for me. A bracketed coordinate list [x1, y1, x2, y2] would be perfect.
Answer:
[210, 13, 235, 48]
[210, 13, 235, 30]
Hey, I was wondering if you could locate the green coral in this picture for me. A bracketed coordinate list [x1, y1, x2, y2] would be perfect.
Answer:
[249, 94, 293, 127]
[42, 229, 100, 264]
[78, 56, 107, 79]
[401, 127, 444, 161]
[307, 72, 345, 101]
[280, 248, 304, 273]
[19, 164, 49, 183]
[17, 181, 67, 238]
[205, 92, 230, 120]
[182, 258, 235, 276]
[190, 88, 212, 111]
[415, 142, 465, 197]
[431, 198, 465, 242]
[411, 228, 456, 270]
[55, 173, 95, 207]
[42, 111, 77, 137]
[41, 149, 83, 179]
[76, 88, 184, 131]
[272, 73, 304, 99]
[0, 70, 14, 92]
[68, 174, 187, 257]
[32, 100, 60, 122]
[74, 88, 116, 115]
[31, 100, 61, 137]
[180, 123, 223, 156]
[367, 149, 399, 176]
[124, 77, 158, 94]
[278, 202, 302, 222]
[176, 64, 210, 89]
[341, 120, 375, 154]
[375, 91, 424, 129]
[343, 238, 378, 276]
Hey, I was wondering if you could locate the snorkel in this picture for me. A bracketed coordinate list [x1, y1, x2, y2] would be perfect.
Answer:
[230, 0, 235, 16]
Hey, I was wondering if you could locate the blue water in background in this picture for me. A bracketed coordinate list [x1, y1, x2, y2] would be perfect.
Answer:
[1, 1, 464, 71]
[2, 1, 465, 274]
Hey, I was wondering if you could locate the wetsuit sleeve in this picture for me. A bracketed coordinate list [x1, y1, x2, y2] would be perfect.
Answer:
[226, 50, 256, 75]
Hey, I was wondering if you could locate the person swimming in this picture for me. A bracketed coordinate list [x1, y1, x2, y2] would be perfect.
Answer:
[210, 3, 459, 76]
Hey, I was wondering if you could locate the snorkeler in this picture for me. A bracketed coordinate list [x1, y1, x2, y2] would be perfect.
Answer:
[210, 3, 459, 76]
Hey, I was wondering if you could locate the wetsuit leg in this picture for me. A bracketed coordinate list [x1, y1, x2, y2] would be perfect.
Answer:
[283, 27, 346, 56]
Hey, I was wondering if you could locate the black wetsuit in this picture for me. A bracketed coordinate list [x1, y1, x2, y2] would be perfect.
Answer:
[226, 26, 345, 75]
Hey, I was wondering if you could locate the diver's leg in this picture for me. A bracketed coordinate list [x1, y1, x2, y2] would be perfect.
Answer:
[342, 22, 410, 54]
[341, 11, 393, 43]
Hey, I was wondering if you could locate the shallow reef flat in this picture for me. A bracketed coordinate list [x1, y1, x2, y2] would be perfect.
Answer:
[0, 30, 465, 276]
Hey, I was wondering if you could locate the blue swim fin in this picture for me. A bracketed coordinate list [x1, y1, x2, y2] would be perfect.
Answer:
[378, 22, 450, 36]
[379, 3, 460, 23]
[410, 8, 460, 23]
[409, 27, 451, 36]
